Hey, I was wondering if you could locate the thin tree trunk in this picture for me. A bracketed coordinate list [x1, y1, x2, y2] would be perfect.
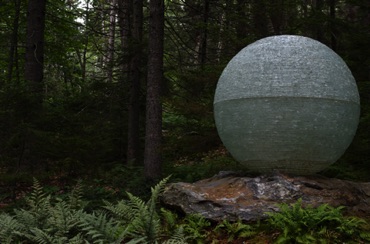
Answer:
[24, 0, 46, 98]
[107, 0, 117, 82]
[236, 0, 248, 37]
[23, 0, 46, 170]
[199, 0, 209, 68]
[315, 0, 324, 42]
[329, 0, 337, 51]
[301, 0, 309, 36]
[7, 0, 21, 83]
[127, 0, 143, 164]
[75, 0, 90, 83]
[144, 0, 164, 180]
[268, 0, 284, 35]
[117, 0, 131, 161]
[252, 0, 269, 38]
[117, 0, 130, 53]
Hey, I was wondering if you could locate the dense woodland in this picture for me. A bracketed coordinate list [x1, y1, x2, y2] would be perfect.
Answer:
[0, 0, 370, 192]
[0, 0, 370, 242]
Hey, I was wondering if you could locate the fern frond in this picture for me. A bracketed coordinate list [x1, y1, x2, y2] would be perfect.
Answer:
[267, 199, 370, 243]
[0, 213, 25, 244]
[103, 199, 136, 224]
[126, 210, 161, 242]
[13, 208, 40, 229]
[124, 191, 160, 240]
[162, 225, 188, 244]
[360, 231, 370, 241]
[125, 237, 147, 244]
[24, 227, 68, 244]
[161, 208, 178, 231]
[66, 233, 85, 244]
[27, 178, 49, 210]
[68, 179, 85, 209]
[78, 211, 124, 244]
[147, 176, 171, 215]
[112, 176, 171, 243]
[127, 192, 149, 214]
[183, 214, 210, 242]
[47, 199, 83, 237]
[98, 179, 172, 243]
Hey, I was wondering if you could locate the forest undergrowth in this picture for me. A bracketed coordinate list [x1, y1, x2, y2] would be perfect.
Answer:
[1, 146, 370, 243]
[0, 175, 369, 243]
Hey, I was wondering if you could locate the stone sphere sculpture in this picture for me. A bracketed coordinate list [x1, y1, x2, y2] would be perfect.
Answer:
[214, 35, 360, 175]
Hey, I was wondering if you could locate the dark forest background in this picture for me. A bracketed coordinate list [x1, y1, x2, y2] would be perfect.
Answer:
[0, 0, 370, 196]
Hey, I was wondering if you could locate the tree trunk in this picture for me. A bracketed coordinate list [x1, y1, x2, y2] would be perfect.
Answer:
[144, 0, 164, 180]
[22, 0, 46, 170]
[117, 0, 131, 53]
[75, 0, 91, 83]
[127, 0, 143, 165]
[24, 0, 46, 98]
[329, 0, 337, 51]
[268, 0, 284, 35]
[199, 0, 209, 68]
[252, 0, 269, 38]
[7, 0, 21, 83]
[315, 0, 324, 42]
[117, 0, 132, 161]
[235, 0, 248, 38]
[107, 0, 117, 82]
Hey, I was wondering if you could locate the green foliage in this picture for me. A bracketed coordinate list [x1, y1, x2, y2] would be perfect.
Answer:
[0, 213, 25, 243]
[266, 199, 370, 243]
[214, 219, 256, 242]
[164, 147, 249, 183]
[103, 176, 187, 243]
[0, 178, 86, 243]
[2, 179, 370, 243]
[182, 214, 211, 243]
[78, 211, 124, 243]
[0, 177, 189, 243]
[161, 208, 180, 234]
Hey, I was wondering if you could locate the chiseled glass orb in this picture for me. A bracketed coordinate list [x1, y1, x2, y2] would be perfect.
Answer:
[214, 35, 360, 175]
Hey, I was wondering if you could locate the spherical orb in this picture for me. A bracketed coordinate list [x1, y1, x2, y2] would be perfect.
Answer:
[214, 35, 360, 175]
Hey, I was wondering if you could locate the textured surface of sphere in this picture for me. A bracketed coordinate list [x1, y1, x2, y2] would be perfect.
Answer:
[214, 35, 360, 175]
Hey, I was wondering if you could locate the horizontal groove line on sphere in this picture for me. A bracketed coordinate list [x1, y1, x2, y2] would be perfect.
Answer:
[214, 96, 360, 105]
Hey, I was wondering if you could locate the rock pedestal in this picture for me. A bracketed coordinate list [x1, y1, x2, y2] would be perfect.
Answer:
[162, 172, 370, 222]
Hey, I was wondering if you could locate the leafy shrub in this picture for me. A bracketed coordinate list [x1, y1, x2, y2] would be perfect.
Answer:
[266, 199, 370, 243]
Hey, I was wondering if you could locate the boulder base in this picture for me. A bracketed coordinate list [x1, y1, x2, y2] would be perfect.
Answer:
[162, 172, 370, 222]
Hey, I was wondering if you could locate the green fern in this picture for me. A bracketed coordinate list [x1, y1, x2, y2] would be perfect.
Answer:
[24, 228, 66, 244]
[103, 176, 187, 243]
[214, 219, 256, 242]
[47, 199, 83, 237]
[182, 214, 211, 243]
[0, 178, 90, 243]
[26, 178, 51, 211]
[0, 176, 189, 243]
[0, 213, 25, 244]
[161, 208, 179, 233]
[128, 192, 162, 241]
[68, 179, 86, 209]
[78, 211, 124, 244]
[103, 199, 136, 224]
[267, 199, 370, 243]
[125, 177, 169, 243]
